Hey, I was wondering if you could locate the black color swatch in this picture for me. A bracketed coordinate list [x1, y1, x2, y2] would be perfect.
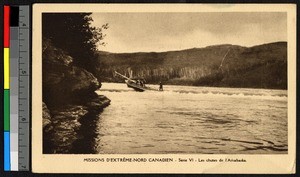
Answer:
[10, 6, 19, 27]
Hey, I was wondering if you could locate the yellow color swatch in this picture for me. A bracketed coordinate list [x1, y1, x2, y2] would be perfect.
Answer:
[4, 48, 9, 89]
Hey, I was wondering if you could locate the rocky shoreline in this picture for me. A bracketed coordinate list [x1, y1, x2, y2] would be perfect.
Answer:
[42, 39, 110, 153]
[43, 95, 110, 154]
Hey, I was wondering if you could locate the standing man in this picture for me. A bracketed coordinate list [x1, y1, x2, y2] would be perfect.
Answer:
[159, 81, 163, 91]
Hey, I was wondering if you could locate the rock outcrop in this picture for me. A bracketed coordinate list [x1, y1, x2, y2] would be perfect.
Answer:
[42, 39, 110, 153]
[42, 102, 53, 133]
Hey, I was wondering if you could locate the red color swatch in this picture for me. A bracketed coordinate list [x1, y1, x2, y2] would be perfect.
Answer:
[4, 6, 10, 47]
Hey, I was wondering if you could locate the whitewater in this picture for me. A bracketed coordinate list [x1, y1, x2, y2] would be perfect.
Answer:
[93, 83, 287, 154]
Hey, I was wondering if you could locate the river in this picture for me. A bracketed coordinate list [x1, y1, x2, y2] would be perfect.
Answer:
[94, 83, 287, 154]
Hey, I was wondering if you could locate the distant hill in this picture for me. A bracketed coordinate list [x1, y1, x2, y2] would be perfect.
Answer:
[95, 42, 287, 89]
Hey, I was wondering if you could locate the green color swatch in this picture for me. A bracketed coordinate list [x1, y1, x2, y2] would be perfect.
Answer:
[4, 89, 10, 131]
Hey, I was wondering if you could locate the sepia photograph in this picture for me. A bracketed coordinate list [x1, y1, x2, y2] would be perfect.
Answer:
[32, 4, 296, 173]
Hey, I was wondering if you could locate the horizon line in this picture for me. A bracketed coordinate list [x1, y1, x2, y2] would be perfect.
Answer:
[97, 41, 287, 54]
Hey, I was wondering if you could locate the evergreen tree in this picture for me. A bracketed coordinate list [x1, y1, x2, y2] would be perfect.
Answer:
[42, 13, 108, 72]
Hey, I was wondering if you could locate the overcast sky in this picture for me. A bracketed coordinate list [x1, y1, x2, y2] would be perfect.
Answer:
[91, 12, 286, 53]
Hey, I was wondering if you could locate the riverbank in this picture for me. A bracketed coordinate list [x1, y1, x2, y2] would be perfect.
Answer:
[42, 38, 110, 153]
[96, 42, 287, 90]
[43, 94, 110, 154]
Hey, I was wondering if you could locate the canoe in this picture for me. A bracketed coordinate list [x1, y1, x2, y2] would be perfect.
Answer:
[125, 80, 146, 92]
[125, 80, 161, 92]
[115, 71, 162, 92]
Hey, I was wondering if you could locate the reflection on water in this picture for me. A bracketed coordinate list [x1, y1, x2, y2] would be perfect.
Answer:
[95, 83, 287, 154]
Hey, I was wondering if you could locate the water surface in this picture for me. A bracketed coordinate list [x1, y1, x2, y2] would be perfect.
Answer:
[95, 83, 287, 154]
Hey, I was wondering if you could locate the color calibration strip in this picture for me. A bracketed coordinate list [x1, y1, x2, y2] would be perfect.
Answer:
[4, 5, 11, 171]
[3, 5, 30, 171]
